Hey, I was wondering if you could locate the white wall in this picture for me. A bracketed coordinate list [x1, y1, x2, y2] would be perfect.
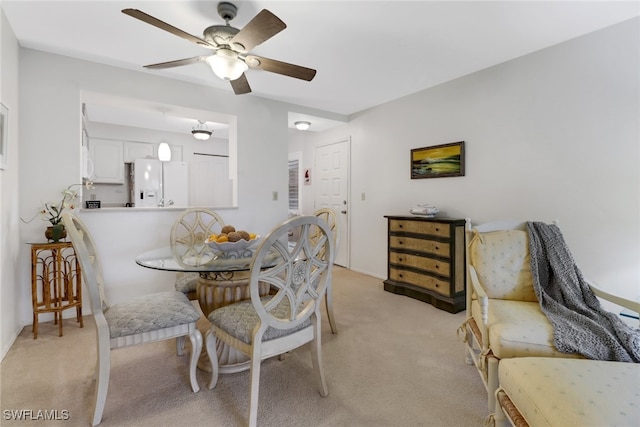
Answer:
[15, 49, 294, 331]
[0, 10, 21, 359]
[293, 18, 639, 300]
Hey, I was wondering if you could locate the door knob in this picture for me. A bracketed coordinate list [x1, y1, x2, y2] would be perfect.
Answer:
[341, 210, 347, 214]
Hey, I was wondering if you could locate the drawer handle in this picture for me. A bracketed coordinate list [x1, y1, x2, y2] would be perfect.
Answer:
[435, 284, 439, 288]
[398, 257, 403, 262]
[398, 273, 403, 278]
[398, 240, 404, 245]
[435, 246, 439, 250]
[435, 227, 440, 232]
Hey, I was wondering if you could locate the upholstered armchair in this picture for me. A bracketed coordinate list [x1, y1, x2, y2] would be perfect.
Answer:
[459, 219, 639, 412]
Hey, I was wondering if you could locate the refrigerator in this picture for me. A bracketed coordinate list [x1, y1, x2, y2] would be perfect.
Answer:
[133, 159, 189, 207]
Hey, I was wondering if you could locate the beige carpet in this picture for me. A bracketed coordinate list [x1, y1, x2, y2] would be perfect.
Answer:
[1, 267, 486, 426]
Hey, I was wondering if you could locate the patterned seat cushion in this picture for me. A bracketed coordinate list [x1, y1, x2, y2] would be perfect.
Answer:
[105, 291, 201, 338]
[472, 299, 582, 360]
[499, 357, 640, 427]
[208, 297, 311, 344]
[175, 272, 199, 293]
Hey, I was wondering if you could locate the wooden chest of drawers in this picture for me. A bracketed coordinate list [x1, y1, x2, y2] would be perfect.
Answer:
[383, 216, 466, 313]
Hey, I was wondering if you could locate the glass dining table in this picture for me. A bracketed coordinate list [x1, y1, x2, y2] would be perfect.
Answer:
[135, 244, 278, 373]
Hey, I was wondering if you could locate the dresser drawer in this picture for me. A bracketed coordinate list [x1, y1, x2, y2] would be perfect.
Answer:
[389, 219, 450, 238]
[389, 236, 449, 257]
[390, 268, 449, 296]
[389, 252, 450, 278]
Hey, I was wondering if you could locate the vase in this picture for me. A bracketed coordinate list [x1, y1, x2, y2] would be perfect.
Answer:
[45, 224, 67, 242]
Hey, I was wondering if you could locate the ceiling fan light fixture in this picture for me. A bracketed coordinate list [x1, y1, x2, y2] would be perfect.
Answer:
[294, 121, 311, 131]
[192, 121, 213, 140]
[206, 49, 248, 81]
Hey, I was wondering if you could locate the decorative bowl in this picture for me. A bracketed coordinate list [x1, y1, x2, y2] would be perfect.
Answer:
[205, 236, 261, 255]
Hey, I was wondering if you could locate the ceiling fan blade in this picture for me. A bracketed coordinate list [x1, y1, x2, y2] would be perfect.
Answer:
[245, 55, 316, 81]
[122, 9, 217, 49]
[230, 74, 252, 95]
[230, 9, 286, 52]
[144, 56, 208, 70]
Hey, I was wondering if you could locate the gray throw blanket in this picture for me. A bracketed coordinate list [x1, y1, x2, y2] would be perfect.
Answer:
[527, 221, 640, 362]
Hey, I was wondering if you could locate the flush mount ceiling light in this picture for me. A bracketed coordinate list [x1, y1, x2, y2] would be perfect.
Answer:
[294, 121, 311, 131]
[192, 121, 213, 140]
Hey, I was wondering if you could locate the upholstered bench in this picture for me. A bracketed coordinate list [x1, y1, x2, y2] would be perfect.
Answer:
[493, 357, 640, 427]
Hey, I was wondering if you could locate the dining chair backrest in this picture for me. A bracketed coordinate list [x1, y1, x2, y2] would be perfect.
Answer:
[62, 212, 109, 313]
[312, 208, 339, 262]
[170, 208, 225, 266]
[251, 215, 334, 331]
[311, 208, 339, 333]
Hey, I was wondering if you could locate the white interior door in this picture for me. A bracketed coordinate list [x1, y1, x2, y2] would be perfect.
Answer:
[315, 138, 350, 267]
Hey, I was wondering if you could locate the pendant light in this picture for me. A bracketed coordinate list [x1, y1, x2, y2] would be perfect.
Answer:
[192, 121, 212, 140]
[158, 142, 172, 161]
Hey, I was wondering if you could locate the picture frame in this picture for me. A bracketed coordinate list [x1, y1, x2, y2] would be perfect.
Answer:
[0, 103, 7, 170]
[410, 141, 465, 179]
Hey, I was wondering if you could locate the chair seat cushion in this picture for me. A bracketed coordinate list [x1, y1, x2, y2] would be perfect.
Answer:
[208, 297, 311, 344]
[175, 272, 199, 293]
[105, 291, 201, 338]
[499, 357, 640, 427]
[472, 299, 582, 359]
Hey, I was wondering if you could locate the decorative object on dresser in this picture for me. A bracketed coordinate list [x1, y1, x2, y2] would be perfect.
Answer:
[30, 242, 83, 338]
[383, 216, 466, 313]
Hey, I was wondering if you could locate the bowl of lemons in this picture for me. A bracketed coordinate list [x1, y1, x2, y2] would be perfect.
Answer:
[205, 225, 260, 255]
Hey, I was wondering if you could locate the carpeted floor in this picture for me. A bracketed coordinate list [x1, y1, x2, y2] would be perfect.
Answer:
[0, 267, 487, 426]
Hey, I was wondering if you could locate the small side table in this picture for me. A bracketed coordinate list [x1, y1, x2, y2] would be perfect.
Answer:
[30, 242, 83, 338]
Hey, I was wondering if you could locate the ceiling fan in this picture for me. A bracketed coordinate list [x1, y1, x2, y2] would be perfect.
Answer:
[122, 2, 316, 95]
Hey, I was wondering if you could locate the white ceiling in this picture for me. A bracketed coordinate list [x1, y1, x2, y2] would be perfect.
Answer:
[3, 1, 639, 135]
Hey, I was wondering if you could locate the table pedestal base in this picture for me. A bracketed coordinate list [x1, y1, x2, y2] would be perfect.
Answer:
[196, 272, 270, 373]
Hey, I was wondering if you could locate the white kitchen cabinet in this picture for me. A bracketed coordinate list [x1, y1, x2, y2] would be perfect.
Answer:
[89, 138, 124, 184]
[170, 145, 183, 162]
[151, 143, 183, 161]
[124, 141, 155, 162]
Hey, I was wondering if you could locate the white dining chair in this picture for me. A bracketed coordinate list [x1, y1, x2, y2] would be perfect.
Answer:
[62, 212, 202, 426]
[312, 208, 340, 333]
[170, 208, 225, 300]
[205, 215, 334, 427]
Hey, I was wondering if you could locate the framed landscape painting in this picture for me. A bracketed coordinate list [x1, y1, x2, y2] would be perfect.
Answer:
[410, 141, 465, 179]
